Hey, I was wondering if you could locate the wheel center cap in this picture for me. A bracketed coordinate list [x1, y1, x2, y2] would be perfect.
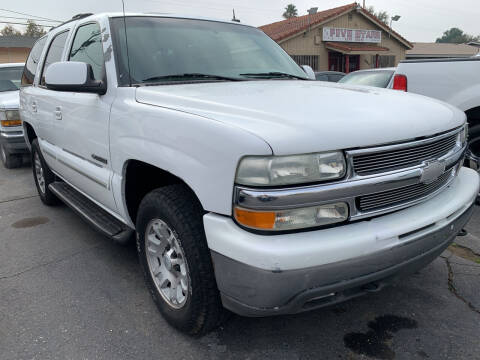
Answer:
[163, 255, 172, 271]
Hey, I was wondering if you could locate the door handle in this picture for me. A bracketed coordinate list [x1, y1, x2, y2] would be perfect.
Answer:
[54, 106, 62, 120]
[31, 101, 37, 113]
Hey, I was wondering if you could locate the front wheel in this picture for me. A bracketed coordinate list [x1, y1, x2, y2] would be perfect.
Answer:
[136, 185, 225, 336]
[1, 144, 22, 169]
[466, 125, 480, 170]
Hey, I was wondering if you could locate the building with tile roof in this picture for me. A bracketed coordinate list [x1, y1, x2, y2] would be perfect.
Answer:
[259, 3, 412, 73]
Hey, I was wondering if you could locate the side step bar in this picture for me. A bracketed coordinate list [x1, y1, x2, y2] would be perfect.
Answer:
[49, 182, 134, 244]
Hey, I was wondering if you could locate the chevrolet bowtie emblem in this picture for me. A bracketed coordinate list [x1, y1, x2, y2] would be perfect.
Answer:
[420, 160, 445, 184]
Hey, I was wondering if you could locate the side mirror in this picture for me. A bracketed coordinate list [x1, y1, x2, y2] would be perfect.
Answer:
[45, 61, 106, 95]
[301, 65, 316, 80]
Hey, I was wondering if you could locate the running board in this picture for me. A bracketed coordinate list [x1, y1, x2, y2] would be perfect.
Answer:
[49, 182, 134, 244]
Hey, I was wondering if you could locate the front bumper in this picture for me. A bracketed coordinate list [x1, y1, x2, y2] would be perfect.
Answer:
[204, 167, 479, 316]
[0, 129, 28, 154]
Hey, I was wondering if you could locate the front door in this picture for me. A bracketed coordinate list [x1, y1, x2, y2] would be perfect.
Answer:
[54, 22, 117, 212]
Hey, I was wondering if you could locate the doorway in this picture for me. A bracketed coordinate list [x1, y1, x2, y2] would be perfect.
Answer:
[328, 52, 360, 73]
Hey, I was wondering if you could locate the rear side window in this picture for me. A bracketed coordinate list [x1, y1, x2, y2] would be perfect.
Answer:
[328, 74, 344, 82]
[21, 37, 47, 86]
[69, 23, 104, 81]
[315, 74, 328, 81]
[40, 31, 70, 86]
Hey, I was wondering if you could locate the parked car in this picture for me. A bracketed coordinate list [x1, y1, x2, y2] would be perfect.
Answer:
[0, 62, 27, 168]
[315, 71, 345, 82]
[394, 58, 480, 169]
[20, 13, 479, 336]
[338, 67, 396, 88]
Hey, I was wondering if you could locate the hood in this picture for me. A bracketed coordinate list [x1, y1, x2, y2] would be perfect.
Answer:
[0, 90, 19, 110]
[136, 80, 465, 155]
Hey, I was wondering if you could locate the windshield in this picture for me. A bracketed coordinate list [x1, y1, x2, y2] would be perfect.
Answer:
[338, 70, 394, 88]
[0, 66, 23, 92]
[110, 17, 308, 85]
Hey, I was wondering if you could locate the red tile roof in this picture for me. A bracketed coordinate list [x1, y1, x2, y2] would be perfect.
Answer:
[325, 42, 389, 52]
[259, 3, 413, 49]
[259, 3, 357, 42]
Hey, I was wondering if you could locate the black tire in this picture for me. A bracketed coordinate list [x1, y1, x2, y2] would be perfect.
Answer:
[136, 184, 225, 336]
[31, 139, 60, 206]
[466, 124, 480, 169]
[1, 144, 22, 169]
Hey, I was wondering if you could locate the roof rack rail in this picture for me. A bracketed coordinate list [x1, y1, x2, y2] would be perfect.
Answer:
[72, 13, 94, 20]
[49, 13, 94, 32]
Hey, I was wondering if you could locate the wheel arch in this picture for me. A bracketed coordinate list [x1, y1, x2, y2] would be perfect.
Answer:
[465, 106, 480, 127]
[122, 159, 203, 226]
[22, 121, 37, 150]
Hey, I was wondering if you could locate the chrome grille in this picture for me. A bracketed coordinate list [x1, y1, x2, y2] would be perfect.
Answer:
[352, 133, 457, 176]
[357, 170, 453, 212]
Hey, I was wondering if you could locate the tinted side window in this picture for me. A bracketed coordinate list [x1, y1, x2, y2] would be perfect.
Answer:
[316, 74, 328, 81]
[41, 31, 69, 86]
[329, 74, 344, 82]
[69, 23, 104, 81]
[21, 37, 47, 86]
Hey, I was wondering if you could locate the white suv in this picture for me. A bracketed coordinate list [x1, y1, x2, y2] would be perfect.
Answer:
[20, 13, 479, 335]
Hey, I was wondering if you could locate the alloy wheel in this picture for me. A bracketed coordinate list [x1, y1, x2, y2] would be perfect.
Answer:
[0, 145, 6, 165]
[34, 152, 46, 194]
[145, 219, 190, 309]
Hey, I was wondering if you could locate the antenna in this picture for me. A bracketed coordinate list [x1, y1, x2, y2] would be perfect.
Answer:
[121, 0, 132, 87]
[232, 9, 240, 23]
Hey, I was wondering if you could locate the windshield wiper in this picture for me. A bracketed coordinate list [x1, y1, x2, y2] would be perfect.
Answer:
[239, 72, 308, 80]
[142, 73, 242, 82]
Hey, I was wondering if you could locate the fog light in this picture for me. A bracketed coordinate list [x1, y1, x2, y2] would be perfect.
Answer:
[234, 202, 349, 231]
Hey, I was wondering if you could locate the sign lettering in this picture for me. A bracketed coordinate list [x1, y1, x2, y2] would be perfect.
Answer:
[323, 27, 382, 43]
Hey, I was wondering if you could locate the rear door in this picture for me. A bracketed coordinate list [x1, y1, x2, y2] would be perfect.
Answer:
[53, 21, 117, 211]
[20, 36, 47, 141]
[33, 30, 71, 167]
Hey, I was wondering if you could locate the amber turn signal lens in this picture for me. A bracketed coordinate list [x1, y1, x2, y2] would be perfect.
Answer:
[234, 208, 276, 230]
[1, 120, 21, 127]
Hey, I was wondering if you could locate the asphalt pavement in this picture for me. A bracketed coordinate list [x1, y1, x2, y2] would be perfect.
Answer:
[1, 163, 480, 360]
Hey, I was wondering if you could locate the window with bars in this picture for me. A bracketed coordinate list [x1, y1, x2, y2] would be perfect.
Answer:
[291, 55, 319, 71]
[371, 55, 396, 68]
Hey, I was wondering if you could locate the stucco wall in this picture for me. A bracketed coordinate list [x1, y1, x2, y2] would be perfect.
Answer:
[279, 11, 407, 71]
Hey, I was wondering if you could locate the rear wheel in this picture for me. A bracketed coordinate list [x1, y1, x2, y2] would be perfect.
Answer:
[136, 184, 225, 335]
[1, 144, 22, 169]
[31, 139, 59, 206]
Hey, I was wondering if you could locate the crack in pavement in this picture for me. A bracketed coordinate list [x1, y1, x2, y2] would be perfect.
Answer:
[445, 257, 480, 315]
[0, 195, 39, 205]
[0, 243, 105, 281]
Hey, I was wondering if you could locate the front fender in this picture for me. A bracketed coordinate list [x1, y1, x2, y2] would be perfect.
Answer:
[109, 96, 272, 223]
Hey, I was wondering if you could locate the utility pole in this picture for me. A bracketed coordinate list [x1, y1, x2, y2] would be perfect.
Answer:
[363, 0, 366, 8]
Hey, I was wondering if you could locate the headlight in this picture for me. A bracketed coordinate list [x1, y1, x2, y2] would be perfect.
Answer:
[0, 109, 21, 127]
[235, 152, 346, 186]
[234, 202, 349, 231]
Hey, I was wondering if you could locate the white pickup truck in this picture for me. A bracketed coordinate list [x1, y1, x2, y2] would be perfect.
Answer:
[0, 63, 28, 168]
[395, 57, 480, 169]
[20, 13, 479, 335]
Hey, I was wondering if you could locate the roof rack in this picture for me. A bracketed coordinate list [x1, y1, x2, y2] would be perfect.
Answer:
[49, 13, 94, 32]
[72, 13, 94, 20]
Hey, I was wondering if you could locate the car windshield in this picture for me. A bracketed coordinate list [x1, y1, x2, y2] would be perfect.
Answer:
[0, 66, 23, 92]
[338, 70, 394, 88]
[110, 17, 308, 85]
